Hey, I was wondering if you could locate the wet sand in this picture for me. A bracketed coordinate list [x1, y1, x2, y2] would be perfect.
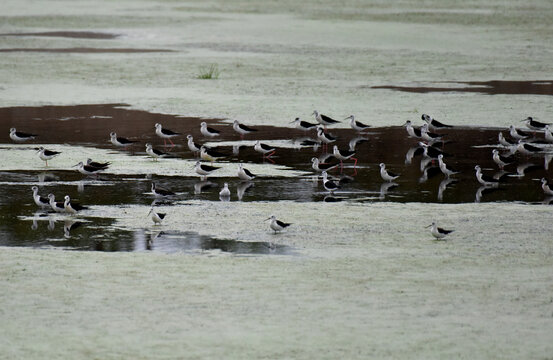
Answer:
[1, 0, 553, 358]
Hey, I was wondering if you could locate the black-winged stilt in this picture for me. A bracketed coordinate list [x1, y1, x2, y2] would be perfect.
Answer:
[64, 195, 88, 214]
[86, 158, 110, 169]
[233, 120, 258, 139]
[345, 115, 370, 132]
[200, 122, 220, 138]
[492, 149, 514, 169]
[437, 154, 459, 177]
[10, 128, 37, 142]
[146, 143, 168, 161]
[290, 117, 318, 131]
[265, 215, 291, 233]
[379, 163, 400, 182]
[148, 207, 166, 225]
[421, 114, 452, 129]
[238, 163, 256, 181]
[425, 221, 454, 240]
[151, 182, 175, 197]
[195, 161, 220, 180]
[110, 132, 137, 148]
[186, 134, 202, 155]
[474, 165, 500, 187]
[522, 116, 549, 131]
[155, 123, 180, 147]
[32, 186, 50, 209]
[48, 194, 66, 213]
[36, 147, 60, 166]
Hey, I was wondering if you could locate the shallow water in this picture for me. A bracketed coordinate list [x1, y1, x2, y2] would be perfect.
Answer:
[1, 104, 552, 251]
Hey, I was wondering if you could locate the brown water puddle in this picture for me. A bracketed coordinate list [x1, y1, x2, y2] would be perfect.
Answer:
[1, 104, 552, 252]
[0, 48, 173, 53]
[0, 31, 119, 39]
[371, 80, 553, 96]
[1, 103, 551, 204]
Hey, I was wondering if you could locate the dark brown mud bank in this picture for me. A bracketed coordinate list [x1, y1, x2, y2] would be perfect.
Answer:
[1, 103, 552, 205]
[371, 80, 553, 96]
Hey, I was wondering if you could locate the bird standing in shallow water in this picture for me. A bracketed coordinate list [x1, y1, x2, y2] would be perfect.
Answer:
[333, 145, 357, 170]
[73, 161, 104, 177]
[541, 178, 553, 196]
[437, 154, 459, 178]
[313, 110, 340, 131]
[219, 182, 231, 199]
[404, 120, 422, 138]
[64, 195, 88, 215]
[200, 122, 220, 138]
[321, 171, 340, 194]
[498, 132, 517, 147]
[110, 132, 137, 148]
[32, 186, 50, 209]
[233, 120, 258, 139]
[345, 115, 370, 132]
[290, 117, 318, 132]
[155, 123, 180, 147]
[316, 127, 336, 151]
[492, 149, 514, 170]
[200, 146, 227, 164]
[10, 128, 37, 142]
[543, 125, 553, 143]
[426, 221, 454, 240]
[311, 157, 339, 172]
[238, 163, 256, 181]
[474, 165, 500, 187]
[148, 207, 166, 225]
[522, 116, 550, 132]
[379, 163, 400, 182]
[86, 158, 110, 169]
[186, 135, 202, 156]
[48, 194, 66, 213]
[421, 114, 453, 130]
[194, 161, 220, 180]
[265, 215, 291, 233]
[36, 147, 61, 167]
[254, 141, 276, 159]
[516, 140, 542, 156]
[509, 125, 530, 140]
[151, 182, 175, 197]
[421, 123, 444, 143]
[146, 143, 168, 161]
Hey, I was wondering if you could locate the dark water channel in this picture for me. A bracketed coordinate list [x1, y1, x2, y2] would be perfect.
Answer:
[1, 104, 552, 252]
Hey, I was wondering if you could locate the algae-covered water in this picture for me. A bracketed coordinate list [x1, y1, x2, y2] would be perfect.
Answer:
[1, 0, 553, 358]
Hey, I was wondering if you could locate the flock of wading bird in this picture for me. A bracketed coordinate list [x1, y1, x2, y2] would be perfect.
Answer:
[9, 111, 553, 239]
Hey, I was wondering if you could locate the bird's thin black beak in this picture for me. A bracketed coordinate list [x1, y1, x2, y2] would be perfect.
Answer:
[264, 217, 271, 221]
[71, 163, 79, 167]
[424, 224, 432, 228]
